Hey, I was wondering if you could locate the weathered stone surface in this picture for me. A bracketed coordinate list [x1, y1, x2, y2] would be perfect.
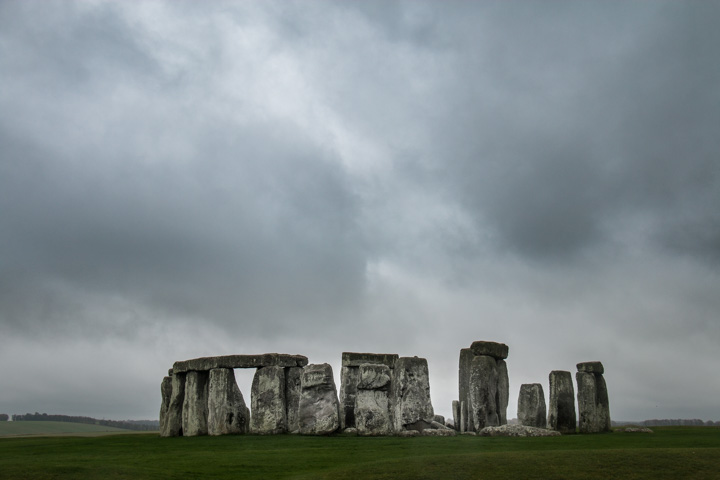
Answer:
[422, 428, 456, 436]
[174, 354, 308, 373]
[182, 370, 209, 436]
[434, 415, 445, 425]
[397, 430, 421, 437]
[517, 383, 547, 428]
[251, 366, 287, 434]
[391, 357, 434, 432]
[342, 427, 358, 435]
[452, 400, 460, 431]
[496, 359, 509, 425]
[159, 376, 172, 435]
[577, 361, 604, 374]
[339, 365, 360, 429]
[619, 427, 653, 433]
[458, 348, 474, 433]
[355, 390, 393, 436]
[548, 370, 576, 434]
[285, 367, 303, 434]
[430, 420, 452, 431]
[577, 371, 611, 433]
[207, 368, 249, 435]
[298, 363, 340, 435]
[161, 372, 185, 437]
[357, 364, 391, 390]
[469, 355, 499, 431]
[341, 352, 399, 368]
[479, 424, 561, 437]
[168, 368, 174, 376]
[470, 341, 509, 360]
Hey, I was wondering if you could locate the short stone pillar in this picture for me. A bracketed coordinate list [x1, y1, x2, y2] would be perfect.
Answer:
[517, 383, 546, 428]
[355, 363, 393, 436]
[576, 362, 611, 433]
[298, 363, 340, 435]
[548, 370, 576, 433]
[391, 356, 435, 432]
[251, 366, 287, 434]
[458, 341, 509, 432]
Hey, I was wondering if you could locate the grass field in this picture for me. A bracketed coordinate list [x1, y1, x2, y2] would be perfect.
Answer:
[0, 427, 718, 479]
[0, 421, 136, 437]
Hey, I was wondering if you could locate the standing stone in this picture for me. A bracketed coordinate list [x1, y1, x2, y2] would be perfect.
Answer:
[207, 368, 249, 436]
[298, 363, 340, 435]
[340, 365, 360, 430]
[496, 359, 509, 425]
[548, 370, 576, 433]
[469, 355, 499, 431]
[355, 364, 393, 436]
[517, 383, 547, 428]
[162, 372, 186, 437]
[251, 366, 287, 434]
[340, 353, 398, 430]
[452, 400, 460, 431]
[576, 362, 611, 433]
[285, 366, 303, 434]
[159, 376, 172, 435]
[458, 348, 474, 433]
[391, 357, 434, 432]
[182, 370, 209, 436]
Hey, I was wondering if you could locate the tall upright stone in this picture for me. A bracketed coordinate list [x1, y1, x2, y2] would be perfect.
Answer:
[207, 368, 249, 436]
[458, 348, 474, 433]
[355, 363, 393, 436]
[251, 366, 287, 434]
[517, 383, 547, 428]
[496, 360, 509, 425]
[459, 341, 509, 433]
[391, 356, 434, 432]
[159, 375, 172, 435]
[298, 363, 340, 435]
[182, 370, 209, 436]
[162, 372, 186, 437]
[576, 362, 611, 433]
[469, 355, 499, 430]
[548, 370, 576, 433]
[285, 366, 303, 434]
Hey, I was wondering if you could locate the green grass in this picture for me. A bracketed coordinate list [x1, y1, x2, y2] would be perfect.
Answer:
[0, 421, 134, 437]
[0, 427, 718, 479]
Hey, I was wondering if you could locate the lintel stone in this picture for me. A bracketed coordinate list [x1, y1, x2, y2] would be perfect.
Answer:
[469, 341, 509, 360]
[173, 353, 308, 373]
[341, 352, 399, 368]
[576, 361, 604, 374]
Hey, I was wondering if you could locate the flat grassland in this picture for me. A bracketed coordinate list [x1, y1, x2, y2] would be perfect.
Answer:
[0, 421, 133, 437]
[0, 427, 718, 479]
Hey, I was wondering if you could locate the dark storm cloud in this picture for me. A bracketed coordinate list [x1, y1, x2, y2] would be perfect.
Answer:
[1, 1, 719, 421]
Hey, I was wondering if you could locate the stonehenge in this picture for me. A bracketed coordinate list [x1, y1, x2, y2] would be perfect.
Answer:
[160, 346, 611, 437]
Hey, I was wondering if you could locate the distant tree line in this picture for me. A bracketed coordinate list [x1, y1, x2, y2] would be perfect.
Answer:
[640, 419, 719, 427]
[11, 413, 159, 431]
[0, 414, 8, 421]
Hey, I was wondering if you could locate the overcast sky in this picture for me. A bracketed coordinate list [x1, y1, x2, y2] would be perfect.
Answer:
[1, 1, 719, 423]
